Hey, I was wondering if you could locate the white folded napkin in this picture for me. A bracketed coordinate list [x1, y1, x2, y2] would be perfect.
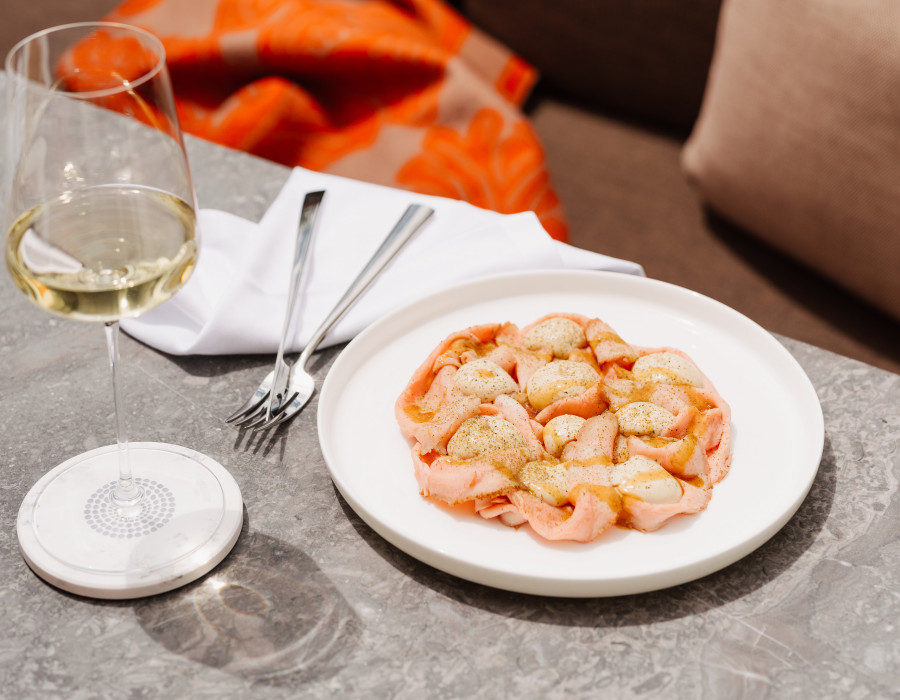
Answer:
[121, 167, 644, 355]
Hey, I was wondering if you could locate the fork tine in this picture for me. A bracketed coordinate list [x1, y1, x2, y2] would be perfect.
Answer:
[225, 371, 275, 423]
[238, 388, 298, 430]
[251, 385, 313, 431]
[251, 407, 293, 432]
[225, 392, 268, 423]
[240, 411, 272, 430]
[231, 401, 271, 428]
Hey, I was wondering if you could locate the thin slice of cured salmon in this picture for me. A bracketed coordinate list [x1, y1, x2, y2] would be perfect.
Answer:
[627, 434, 708, 481]
[506, 485, 621, 542]
[396, 364, 482, 454]
[560, 412, 619, 461]
[586, 318, 639, 366]
[534, 383, 608, 424]
[396, 324, 501, 453]
[622, 478, 711, 532]
[474, 496, 527, 526]
[412, 444, 522, 505]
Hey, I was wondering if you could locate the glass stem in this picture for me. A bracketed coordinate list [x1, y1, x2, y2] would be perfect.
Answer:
[105, 321, 142, 508]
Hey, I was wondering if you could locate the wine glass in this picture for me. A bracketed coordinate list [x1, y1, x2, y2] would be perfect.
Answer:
[4, 23, 242, 599]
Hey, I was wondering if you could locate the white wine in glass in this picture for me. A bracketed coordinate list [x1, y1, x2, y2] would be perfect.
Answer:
[5, 22, 242, 599]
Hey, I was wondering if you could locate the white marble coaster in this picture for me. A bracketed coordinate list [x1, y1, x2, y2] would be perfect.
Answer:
[17, 442, 243, 599]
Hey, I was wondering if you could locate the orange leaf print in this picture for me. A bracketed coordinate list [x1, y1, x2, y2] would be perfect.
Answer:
[397, 108, 567, 240]
[88, 0, 567, 239]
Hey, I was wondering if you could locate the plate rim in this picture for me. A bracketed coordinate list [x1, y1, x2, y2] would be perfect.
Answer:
[317, 269, 825, 597]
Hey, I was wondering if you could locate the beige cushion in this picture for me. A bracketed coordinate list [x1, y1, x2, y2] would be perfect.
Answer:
[682, 0, 900, 320]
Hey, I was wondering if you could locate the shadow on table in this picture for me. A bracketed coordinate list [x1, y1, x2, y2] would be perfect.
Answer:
[342, 436, 837, 626]
[159, 344, 342, 381]
[131, 521, 362, 687]
[135, 341, 342, 461]
[158, 345, 341, 461]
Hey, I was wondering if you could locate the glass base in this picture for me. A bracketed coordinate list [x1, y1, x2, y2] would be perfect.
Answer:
[17, 442, 243, 599]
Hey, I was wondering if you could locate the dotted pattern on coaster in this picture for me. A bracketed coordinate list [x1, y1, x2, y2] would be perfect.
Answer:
[84, 479, 176, 538]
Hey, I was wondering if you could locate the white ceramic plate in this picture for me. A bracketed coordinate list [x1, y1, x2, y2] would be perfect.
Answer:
[317, 270, 824, 597]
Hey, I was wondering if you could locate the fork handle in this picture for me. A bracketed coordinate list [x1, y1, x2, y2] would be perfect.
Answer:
[270, 190, 325, 406]
[298, 203, 434, 368]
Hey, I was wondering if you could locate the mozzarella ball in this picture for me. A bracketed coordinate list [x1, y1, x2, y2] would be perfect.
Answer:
[542, 414, 586, 457]
[447, 415, 525, 460]
[523, 317, 586, 358]
[615, 401, 674, 437]
[454, 358, 518, 400]
[526, 360, 600, 411]
[633, 352, 703, 387]
[518, 460, 569, 506]
[611, 455, 683, 504]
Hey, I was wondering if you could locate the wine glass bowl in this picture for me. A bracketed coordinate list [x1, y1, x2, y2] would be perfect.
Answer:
[5, 23, 242, 599]
[6, 22, 195, 323]
[6, 184, 197, 321]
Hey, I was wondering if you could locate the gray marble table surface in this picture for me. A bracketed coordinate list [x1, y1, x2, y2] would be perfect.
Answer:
[2, 83, 899, 698]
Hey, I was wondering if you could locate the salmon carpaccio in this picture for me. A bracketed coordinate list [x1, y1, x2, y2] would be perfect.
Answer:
[394, 313, 732, 543]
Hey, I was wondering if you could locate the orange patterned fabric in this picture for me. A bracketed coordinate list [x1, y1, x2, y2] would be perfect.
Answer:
[97, 0, 567, 240]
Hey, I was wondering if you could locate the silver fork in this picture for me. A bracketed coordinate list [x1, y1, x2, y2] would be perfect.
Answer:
[230, 202, 435, 431]
[225, 190, 325, 426]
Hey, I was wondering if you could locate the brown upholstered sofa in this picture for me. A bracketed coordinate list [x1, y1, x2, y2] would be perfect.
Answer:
[5, 0, 899, 373]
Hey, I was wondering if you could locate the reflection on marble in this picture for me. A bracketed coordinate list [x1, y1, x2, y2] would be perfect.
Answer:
[135, 530, 361, 686]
